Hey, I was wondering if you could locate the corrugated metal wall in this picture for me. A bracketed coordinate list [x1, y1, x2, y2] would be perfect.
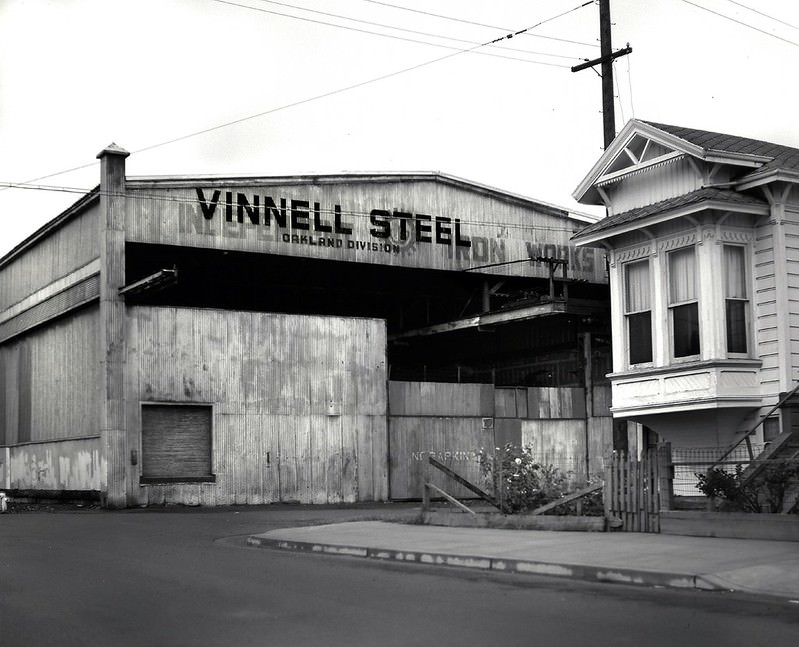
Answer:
[0, 206, 99, 311]
[126, 306, 388, 505]
[0, 306, 101, 445]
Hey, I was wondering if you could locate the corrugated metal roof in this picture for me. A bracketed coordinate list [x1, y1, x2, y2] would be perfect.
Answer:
[573, 187, 767, 241]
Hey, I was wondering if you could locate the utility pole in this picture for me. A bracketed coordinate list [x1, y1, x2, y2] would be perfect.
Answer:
[571, 0, 632, 149]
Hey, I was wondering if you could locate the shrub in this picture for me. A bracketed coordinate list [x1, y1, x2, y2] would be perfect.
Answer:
[476, 444, 595, 515]
[695, 463, 799, 513]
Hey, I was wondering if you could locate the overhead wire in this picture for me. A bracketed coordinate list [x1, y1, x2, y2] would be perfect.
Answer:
[612, 60, 625, 125]
[3, 1, 594, 192]
[210, 0, 574, 66]
[721, 0, 799, 32]
[677, 0, 799, 47]
[245, 0, 583, 61]
[358, 0, 600, 48]
[626, 52, 635, 119]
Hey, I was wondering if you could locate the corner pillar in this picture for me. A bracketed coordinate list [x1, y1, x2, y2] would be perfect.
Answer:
[97, 144, 129, 508]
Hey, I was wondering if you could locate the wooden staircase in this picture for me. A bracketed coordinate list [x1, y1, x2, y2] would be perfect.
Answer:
[736, 430, 799, 513]
[708, 383, 799, 514]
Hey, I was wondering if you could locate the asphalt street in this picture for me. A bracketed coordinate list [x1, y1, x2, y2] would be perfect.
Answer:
[1, 505, 797, 647]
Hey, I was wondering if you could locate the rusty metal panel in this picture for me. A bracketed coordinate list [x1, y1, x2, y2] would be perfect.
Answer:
[128, 306, 387, 505]
[124, 181, 606, 283]
[8, 437, 105, 491]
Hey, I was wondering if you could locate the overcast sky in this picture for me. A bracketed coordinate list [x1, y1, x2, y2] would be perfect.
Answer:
[1, 0, 798, 258]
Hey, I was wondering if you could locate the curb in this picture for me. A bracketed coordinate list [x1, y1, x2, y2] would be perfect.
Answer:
[246, 534, 723, 592]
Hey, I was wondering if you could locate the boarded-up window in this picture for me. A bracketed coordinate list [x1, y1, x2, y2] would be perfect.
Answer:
[141, 405, 213, 482]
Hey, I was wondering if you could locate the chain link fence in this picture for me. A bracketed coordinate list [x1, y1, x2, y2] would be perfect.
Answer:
[670, 444, 766, 496]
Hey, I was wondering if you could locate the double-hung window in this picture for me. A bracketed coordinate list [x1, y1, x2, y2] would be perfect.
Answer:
[624, 260, 652, 365]
[723, 245, 748, 353]
[668, 247, 700, 358]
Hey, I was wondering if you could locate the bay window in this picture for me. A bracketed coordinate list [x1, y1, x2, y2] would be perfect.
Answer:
[624, 259, 652, 364]
[669, 247, 700, 358]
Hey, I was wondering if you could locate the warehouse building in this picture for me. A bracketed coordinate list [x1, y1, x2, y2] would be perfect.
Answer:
[0, 145, 611, 507]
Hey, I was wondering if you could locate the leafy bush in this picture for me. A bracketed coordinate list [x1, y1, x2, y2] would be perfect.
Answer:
[476, 444, 596, 515]
[696, 463, 799, 513]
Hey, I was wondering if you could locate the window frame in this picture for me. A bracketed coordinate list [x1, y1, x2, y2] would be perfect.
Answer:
[722, 243, 750, 356]
[667, 246, 701, 360]
[623, 258, 654, 367]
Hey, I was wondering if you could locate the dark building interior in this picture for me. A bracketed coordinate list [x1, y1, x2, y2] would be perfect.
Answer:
[125, 242, 611, 387]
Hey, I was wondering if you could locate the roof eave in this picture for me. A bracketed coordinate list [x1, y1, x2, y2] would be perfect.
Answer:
[0, 187, 101, 270]
[735, 168, 799, 191]
[704, 150, 771, 167]
[573, 119, 643, 203]
[572, 199, 769, 247]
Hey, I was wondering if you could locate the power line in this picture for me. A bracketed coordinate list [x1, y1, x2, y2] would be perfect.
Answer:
[358, 0, 600, 48]
[4, 2, 592, 191]
[722, 0, 799, 32]
[626, 53, 636, 119]
[210, 0, 572, 66]
[678, 0, 799, 47]
[613, 60, 625, 125]
[246, 0, 582, 61]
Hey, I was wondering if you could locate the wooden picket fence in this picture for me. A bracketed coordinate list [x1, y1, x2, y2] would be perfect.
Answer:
[604, 446, 671, 533]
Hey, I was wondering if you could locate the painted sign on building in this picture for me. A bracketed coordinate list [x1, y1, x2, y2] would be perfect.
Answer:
[125, 178, 606, 282]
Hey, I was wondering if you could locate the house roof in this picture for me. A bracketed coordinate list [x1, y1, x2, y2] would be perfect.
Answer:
[572, 187, 768, 245]
[641, 121, 799, 176]
[574, 119, 799, 207]
[571, 119, 799, 245]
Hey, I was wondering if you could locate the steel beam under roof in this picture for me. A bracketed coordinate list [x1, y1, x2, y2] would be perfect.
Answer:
[388, 299, 604, 341]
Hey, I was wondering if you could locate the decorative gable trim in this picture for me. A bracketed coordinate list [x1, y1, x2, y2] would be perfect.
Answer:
[597, 151, 685, 187]
[573, 119, 774, 205]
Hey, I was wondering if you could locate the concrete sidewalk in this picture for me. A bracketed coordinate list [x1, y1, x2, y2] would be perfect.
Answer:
[248, 520, 799, 600]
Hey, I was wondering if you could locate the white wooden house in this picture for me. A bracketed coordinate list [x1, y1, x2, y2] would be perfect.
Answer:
[573, 119, 799, 451]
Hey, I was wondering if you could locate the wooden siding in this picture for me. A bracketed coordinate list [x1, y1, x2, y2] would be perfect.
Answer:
[124, 180, 606, 283]
[522, 417, 613, 481]
[387, 381, 612, 498]
[0, 206, 99, 311]
[7, 437, 104, 491]
[607, 158, 702, 216]
[785, 213, 799, 389]
[126, 307, 387, 505]
[0, 306, 101, 445]
[388, 416, 489, 500]
[388, 381, 493, 416]
[755, 220, 783, 394]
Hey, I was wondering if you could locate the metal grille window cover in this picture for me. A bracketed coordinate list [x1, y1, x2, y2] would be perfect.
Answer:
[141, 404, 214, 483]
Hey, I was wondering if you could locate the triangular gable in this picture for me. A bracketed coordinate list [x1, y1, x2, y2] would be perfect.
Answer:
[602, 133, 676, 176]
[573, 119, 772, 206]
